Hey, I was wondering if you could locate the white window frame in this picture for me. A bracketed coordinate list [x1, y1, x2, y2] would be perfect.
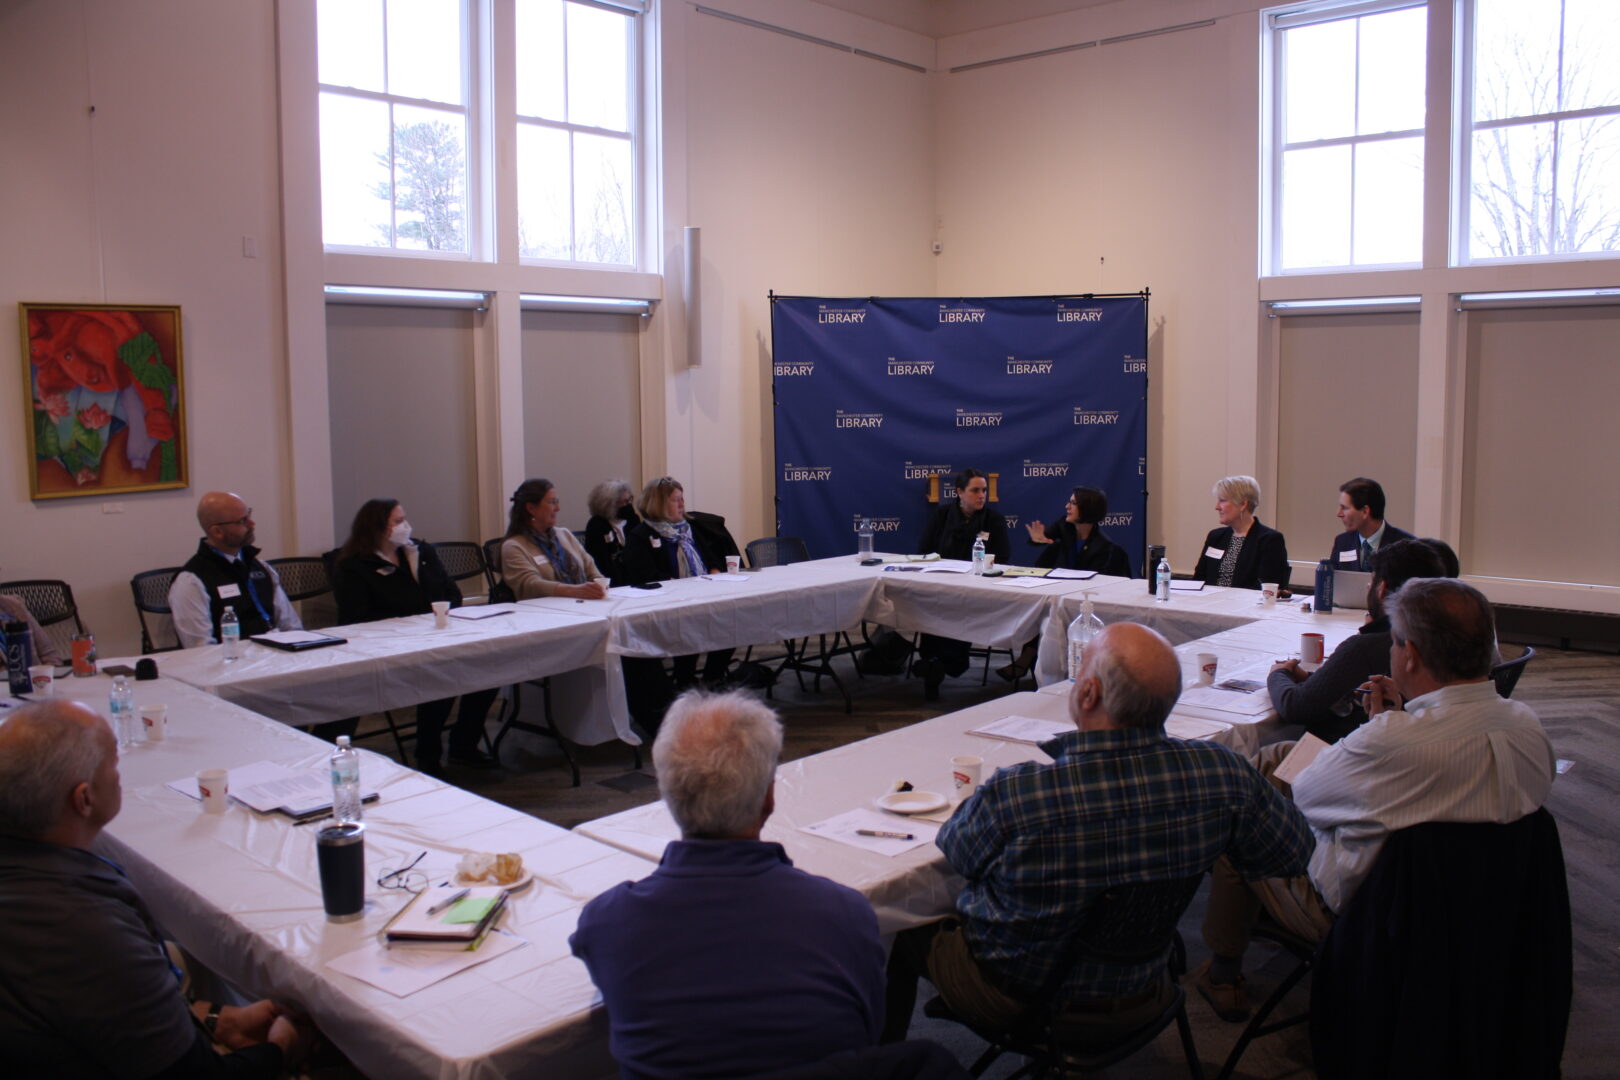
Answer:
[1454, 0, 1620, 266]
[1261, 0, 1429, 276]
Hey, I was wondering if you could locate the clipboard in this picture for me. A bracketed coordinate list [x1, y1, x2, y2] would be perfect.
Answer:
[250, 631, 348, 651]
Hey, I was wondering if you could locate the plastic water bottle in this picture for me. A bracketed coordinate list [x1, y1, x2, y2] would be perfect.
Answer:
[330, 735, 362, 825]
[220, 606, 241, 661]
[1067, 591, 1103, 681]
[858, 518, 875, 560]
[1155, 555, 1172, 602]
[110, 675, 137, 748]
[971, 535, 987, 575]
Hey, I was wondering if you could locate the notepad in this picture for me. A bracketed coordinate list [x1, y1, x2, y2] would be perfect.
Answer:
[969, 714, 1073, 745]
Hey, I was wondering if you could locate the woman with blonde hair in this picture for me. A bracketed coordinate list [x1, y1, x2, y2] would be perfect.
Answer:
[1192, 475, 1289, 590]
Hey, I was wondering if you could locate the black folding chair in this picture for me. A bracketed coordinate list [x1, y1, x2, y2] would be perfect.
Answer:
[1490, 644, 1536, 698]
[0, 579, 88, 665]
[434, 541, 489, 602]
[129, 569, 184, 654]
[266, 556, 331, 602]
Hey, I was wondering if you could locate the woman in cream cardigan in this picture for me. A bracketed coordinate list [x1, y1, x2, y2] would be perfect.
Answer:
[500, 478, 609, 600]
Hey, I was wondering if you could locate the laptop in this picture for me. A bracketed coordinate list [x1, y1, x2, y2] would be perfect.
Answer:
[1333, 570, 1374, 610]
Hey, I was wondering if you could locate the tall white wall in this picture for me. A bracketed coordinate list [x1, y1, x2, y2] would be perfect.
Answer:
[1, 0, 292, 654]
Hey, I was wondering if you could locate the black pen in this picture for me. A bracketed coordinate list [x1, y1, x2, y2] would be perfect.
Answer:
[427, 887, 470, 916]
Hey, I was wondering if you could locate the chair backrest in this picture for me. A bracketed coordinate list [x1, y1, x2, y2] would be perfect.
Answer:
[433, 541, 487, 586]
[0, 579, 88, 664]
[129, 568, 184, 654]
[1311, 808, 1570, 1080]
[482, 538, 506, 586]
[746, 536, 811, 569]
[267, 556, 332, 602]
[1067, 872, 1205, 968]
[1490, 644, 1536, 699]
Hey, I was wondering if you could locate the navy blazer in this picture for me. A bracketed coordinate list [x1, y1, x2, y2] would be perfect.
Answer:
[1329, 523, 1415, 571]
[1193, 519, 1290, 590]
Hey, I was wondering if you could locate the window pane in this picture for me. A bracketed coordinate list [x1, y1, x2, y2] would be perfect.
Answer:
[320, 92, 392, 247]
[1357, 7, 1425, 135]
[1554, 116, 1620, 255]
[574, 133, 633, 265]
[518, 124, 571, 259]
[1563, 0, 1620, 113]
[1473, 0, 1560, 122]
[318, 0, 385, 92]
[386, 0, 464, 105]
[389, 104, 468, 252]
[1281, 144, 1351, 268]
[516, 0, 566, 121]
[1283, 19, 1355, 143]
[567, 3, 630, 132]
[1353, 137, 1423, 264]
[1469, 121, 1555, 259]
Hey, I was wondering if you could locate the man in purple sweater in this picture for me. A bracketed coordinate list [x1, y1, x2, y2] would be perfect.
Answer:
[570, 690, 886, 1079]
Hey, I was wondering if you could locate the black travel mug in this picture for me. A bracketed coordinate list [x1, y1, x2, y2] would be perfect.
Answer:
[316, 822, 366, 922]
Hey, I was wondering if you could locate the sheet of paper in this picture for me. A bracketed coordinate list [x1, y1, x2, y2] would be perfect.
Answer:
[1169, 580, 1206, 592]
[1271, 733, 1330, 786]
[253, 629, 342, 646]
[988, 575, 1053, 589]
[921, 563, 974, 575]
[166, 760, 301, 802]
[1165, 715, 1233, 741]
[969, 714, 1074, 745]
[1045, 568, 1099, 580]
[1177, 684, 1275, 717]
[231, 772, 333, 814]
[695, 574, 758, 586]
[326, 929, 527, 998]
[800, 807, 937, 856]
[448, 604, 520, 620]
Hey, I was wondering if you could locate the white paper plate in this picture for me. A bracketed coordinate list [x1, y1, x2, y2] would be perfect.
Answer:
[875, 790, 949, 815]
[454, 867, 534, 892]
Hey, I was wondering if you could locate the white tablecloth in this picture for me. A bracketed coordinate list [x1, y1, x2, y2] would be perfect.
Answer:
[45, 676, 640, 1080]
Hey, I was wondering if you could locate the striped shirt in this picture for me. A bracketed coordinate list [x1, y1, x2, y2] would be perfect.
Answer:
[938, 727, 1314, 1002]
[1294, 679, 1555, 912]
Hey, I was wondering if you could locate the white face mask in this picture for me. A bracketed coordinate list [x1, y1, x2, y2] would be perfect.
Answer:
[389, 521, 413, 547]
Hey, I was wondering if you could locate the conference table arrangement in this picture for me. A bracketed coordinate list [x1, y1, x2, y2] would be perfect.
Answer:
[45, 675, 642, 1080]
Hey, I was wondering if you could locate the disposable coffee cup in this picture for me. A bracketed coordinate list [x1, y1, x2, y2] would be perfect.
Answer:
[140, 704, 168, 742]
[951, 754, 983, 799]
[982, 554, 996, 571]
[1301, 633, 1326, 665]
[316, 822, 367, 922]
[725, 555, 742, 573]
[1261, 582, 1279, 605]
[27, 665, 53, 696]
[197, 768, 229, 814]
[431, 600, 451, 629]
[1196, 653, 1218, 686]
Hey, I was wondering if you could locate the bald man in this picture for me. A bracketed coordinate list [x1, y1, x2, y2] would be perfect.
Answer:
[883, 623, 1314, 1044]
[0, 701, 309, 1076]
[167, 491, 301, 648]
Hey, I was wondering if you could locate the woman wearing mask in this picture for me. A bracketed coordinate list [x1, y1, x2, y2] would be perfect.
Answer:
[584, 479, 640, 586]
[501, 479, 610, 600]
[332, 499, 500, 776]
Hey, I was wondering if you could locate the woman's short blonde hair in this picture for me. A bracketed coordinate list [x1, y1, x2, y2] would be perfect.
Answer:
[638, 476, 684, 522]
[1213, 475, 1260, 514]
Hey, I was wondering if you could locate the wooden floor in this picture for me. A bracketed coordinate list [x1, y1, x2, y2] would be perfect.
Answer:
[362, 641, 1620, 1079]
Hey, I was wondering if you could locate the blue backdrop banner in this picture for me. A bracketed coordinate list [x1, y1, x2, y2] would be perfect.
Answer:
[771, 294, 1149, 574]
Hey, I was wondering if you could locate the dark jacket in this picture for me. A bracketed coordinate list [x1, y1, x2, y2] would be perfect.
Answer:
[1036, 523, 1132, 577]
[620, 512, 740, 585]
[585, 506, 641, 586]
[1193, 519, 1289, 590]
[917, 503, 1011, 563]
[1329, 523, 1416, 571]
[1268, 614, 1391, 743]
[333, 540, 461, 624]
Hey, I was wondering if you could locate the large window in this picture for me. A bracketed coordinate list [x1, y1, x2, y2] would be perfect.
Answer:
[319, 0, 473, 255]
[1462, 0, 1620, 263]
[1266, 1, 1427, 273]
[316, 0, 642, 268]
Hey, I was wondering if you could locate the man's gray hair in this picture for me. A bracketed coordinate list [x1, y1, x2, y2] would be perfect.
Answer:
[1387, 577, 1500, 682]
[587, 479, 633, 521]
[0, 702, 106, 839]
[653, 690, 783, 839]
[1088, 632, 1183, 731]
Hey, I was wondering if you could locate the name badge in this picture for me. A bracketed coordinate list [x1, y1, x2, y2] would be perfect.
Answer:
[216, 583, 241, 599]
[1338, 549, 1359, 563]
[1204, 546, 1225, 560]
[650, 538, 661, 548]
[534, 556, 549, 566]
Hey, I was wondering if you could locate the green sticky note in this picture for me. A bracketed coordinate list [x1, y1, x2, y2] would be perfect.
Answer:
[442, 897, 496, 924]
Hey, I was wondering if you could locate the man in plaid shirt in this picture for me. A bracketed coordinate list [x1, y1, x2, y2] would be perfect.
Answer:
[883, 622, 1313, 1045]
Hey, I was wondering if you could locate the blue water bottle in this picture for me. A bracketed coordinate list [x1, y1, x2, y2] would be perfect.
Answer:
[1313, 558, 1335, 612]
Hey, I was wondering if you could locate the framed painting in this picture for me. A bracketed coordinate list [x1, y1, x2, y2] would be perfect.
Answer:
[19, 302, 188, 499]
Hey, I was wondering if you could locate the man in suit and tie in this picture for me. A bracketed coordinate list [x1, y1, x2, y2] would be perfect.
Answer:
[1331, 478, 1414, 572]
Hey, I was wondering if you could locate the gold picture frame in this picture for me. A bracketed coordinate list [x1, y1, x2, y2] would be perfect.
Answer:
[19, 302, 188, 499]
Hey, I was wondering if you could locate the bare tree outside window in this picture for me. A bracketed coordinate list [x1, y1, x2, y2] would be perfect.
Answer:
[376, 121, 469, 252]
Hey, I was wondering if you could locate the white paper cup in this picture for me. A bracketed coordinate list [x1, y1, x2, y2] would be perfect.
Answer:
[951, 754, 983, 798]
[197, 768, 229, 814]
[1301, 633, 1326, 665]
[27, 665, 53, 696]
[725, 555, 742, 573]
[1261, 582, 1279, 605]
[431, 600, 451, 628]
[982, 554, 996, 571]
[140, 704, 168, 742]
[1196, 653, 1218, 686]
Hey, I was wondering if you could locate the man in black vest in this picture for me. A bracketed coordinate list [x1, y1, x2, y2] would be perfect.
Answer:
[167, 491, 302, 648]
